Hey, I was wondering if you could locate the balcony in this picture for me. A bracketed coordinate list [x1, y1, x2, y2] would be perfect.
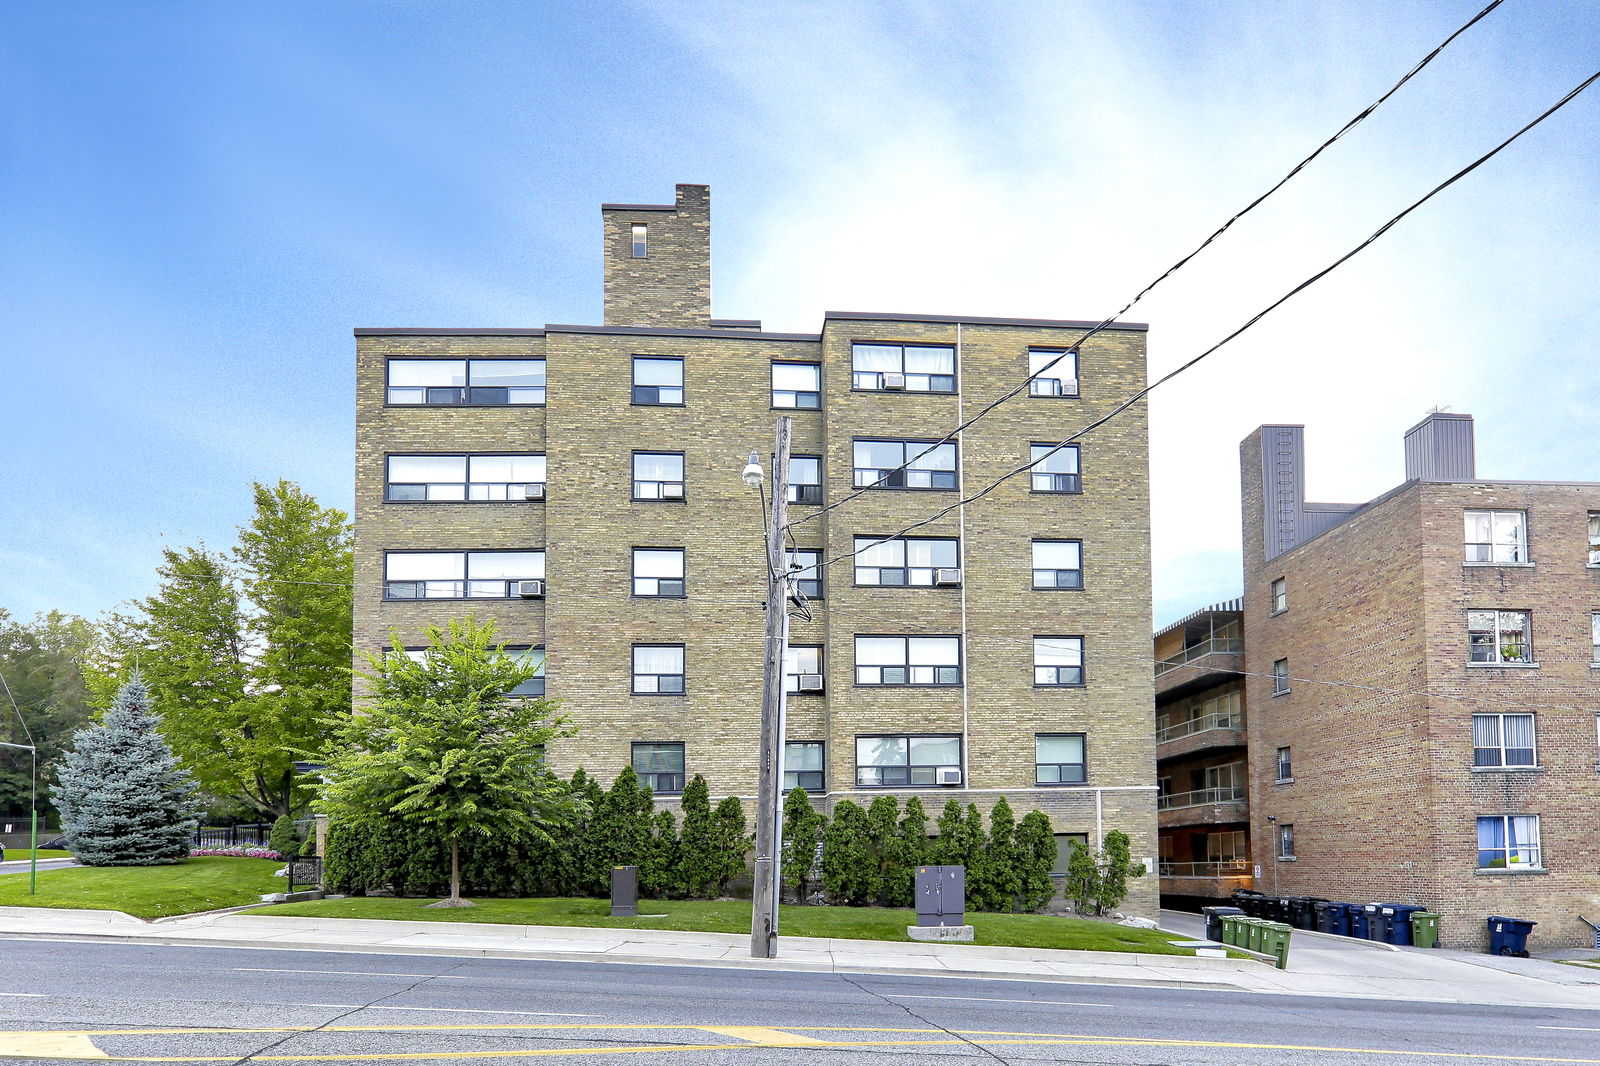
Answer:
[1158, 860, 1254, 898]
[1156, 711, 1247, 761]
[1157, 786, 1248, 829]
[1155, 637, 1243, 698]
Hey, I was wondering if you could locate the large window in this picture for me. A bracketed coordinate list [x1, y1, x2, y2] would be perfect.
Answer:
[386, 359, 545, 405]
[632, 645, 685, 694]
[851, 343, 955, 393]
[1589, 513, 1600, 565]
[784, 741, 825, 792]
[1035, 734, 1085, 784]
[1464, 510, 1527, 563]
[772, 362, 821, 409]
[1473, 713, 1535, 767]
[1272, 658, 1289, 695]
[1032, 540, 1083, 589]
[1029, 443, 1081, 493]
[632, 548, 685, 597]
[1593, 612, 1600, 663]
[1027, 348, 1079, 397]
[853, 439, 957, 490]
[854, 536, 959, 586]
[1034, 636, 1084, 687]
[632, 357, 683, 405]
[789, 456, 823, 504]
[383, 551, 544, 599]
[633, 452, 685, 500]
[1476, 814, 1541, 869]
[630, 224, 648, 258]
[786, 549, 823, 600]
[784, 645, 824, 694]
[856, 734, 961, 786]
[633, 742, 686, 794]
[854, 636, 961, 686]
[1468, 610, 1532, 664]
[506, 646, 546, 697]
[386, 454, 546, 502]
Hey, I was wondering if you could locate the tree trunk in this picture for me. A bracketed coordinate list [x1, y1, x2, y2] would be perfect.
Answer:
[450, 840, 461, 904]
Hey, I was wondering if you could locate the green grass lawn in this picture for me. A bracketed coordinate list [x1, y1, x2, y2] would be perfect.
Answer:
[1, 850, 73, 860]
[260, 895, 1194, 955]
[0, 857, 284, 919]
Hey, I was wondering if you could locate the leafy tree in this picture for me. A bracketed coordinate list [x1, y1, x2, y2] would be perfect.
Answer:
[882, 796, 929, 908]
[864, 794, 902, 906]
[676, 775, 716, 898]
[639, 808, 678, 898]
[779, 787, 823, 904]
[268, 814, 301, 861]
[1014, 810, 1058, 912]
[315, 617, 578, 907]
[53, 675, 198, 865]
[974, 797, 1020, 912]
[0, 608, 99, 822]
[1095, 829, 1145, 914]
[1065, 840, 1101, 914]
[820, 800, 872, 905]
[95, 482, 352, 819]
[708, 796, 751, 896]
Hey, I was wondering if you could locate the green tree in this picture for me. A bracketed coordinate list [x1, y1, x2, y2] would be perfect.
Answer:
[708, 796, 751, 896]
[676, 775, 716, 898]
[779, 787, 823, 904]
[53, 675, 198, 865]
[1014, 810, 1058, 912]
[930, 798, 966, 865]
[1095, 829, 1145, 914]
[590, 767, 655, 888]
[0, 608, 100, 822]
[315, 617, 578, 907]
[1065, 840, 1101, 914]
[821, 800, 872, 905]
[268, 814, 301, 861]
[974, 797, 1020, 912]
[882, 796, 929, 908]
[864, 794, 901, 906]
[639, 808, 678, 899]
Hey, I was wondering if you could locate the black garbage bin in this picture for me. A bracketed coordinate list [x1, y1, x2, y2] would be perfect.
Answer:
[1232, 890, 1264, 917]
[1382, 905, 1425, 946]
[1202, 906, 1245, 942]
[1291, 897, 1326, 931]
[1362, 904, 1387, 942]
[1487, 916, 1537, 957]
[1312, 901, 1333, 933]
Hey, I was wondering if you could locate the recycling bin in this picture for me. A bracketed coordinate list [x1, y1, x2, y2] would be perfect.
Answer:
[1348, 904, 1370, 940]
[1362, 904, 1386, 942]
[1382, 904, 1425, 946]
[1487, 916, 1536, 957]
[1323, 902, 1353, 937]
[1411, 911, 1440, 949]
[1258, 921, 1293, 969]
[1203, 906, 1244, 942]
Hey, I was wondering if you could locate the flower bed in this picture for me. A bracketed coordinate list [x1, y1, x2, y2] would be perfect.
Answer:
[190, 846, 281, 859]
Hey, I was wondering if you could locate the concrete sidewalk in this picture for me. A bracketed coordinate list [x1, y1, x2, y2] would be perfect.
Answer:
[1, 905, 1596, 1010]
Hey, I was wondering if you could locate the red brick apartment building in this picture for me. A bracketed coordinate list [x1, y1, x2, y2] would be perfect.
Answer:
[1240, 412, 1600, 948]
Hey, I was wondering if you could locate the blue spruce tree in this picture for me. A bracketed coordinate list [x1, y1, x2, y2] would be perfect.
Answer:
[54, 675, 199, 865]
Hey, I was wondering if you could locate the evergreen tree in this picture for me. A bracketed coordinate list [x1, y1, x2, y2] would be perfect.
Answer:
[931, 798, 965, 865]
[590, 767, 655, 887]
[1095, 829, 1145, 914]
[820, 800, 872, 905]
[676, 775, 716, 898]
[864, 794, 901, 906]
[54, 675, 198, 866]
[1014, 810, 1058, 912]
[640, 808, 678, 898]
[1065, 840, 1101, 913]
[708, 795, 751, 896]
[883, 796, 929, 908]
[268, 814, 301, 861]
[974, 797, 1021, 912]
[959, 803, 986, 871]
[779, 787, 823, 904]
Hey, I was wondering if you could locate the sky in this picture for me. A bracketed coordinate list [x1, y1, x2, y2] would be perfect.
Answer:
[1, 0, 1596, 630]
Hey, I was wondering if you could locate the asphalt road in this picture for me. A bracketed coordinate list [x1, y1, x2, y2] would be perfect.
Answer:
[1, 938, 1597, 1064]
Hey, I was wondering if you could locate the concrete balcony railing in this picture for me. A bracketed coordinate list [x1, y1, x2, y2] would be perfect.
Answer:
[1155, 637, 1244, 677]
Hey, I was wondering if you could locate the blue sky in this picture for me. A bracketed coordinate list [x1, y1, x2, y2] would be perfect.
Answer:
[2, 1, 1596, 629]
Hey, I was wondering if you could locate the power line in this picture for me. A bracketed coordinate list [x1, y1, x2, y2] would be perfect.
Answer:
[789, 0, 1506, 530]
[811, 63, 1600, 574]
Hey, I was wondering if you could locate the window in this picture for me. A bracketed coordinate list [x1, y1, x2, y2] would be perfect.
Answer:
[856, 734, 961, 786]
[1468, 610, 1532, 664]
[854, 635, 961, 686]
[632, 357, 683, 405]
[1275, 746, 1293, 781]
[383, 551, 543, 599]
[853, 439, 957, 490]
[1032, 540, 1083, 589]
[786, 549, 823, 600]
[1277, 823, 1295, 860]
[1207, 830, 1247, 864]
[632, 452, 684, 500]
[1589, 513, 1600, 565]
[506, 646, 546, 697]
[1035, 734, 1085, 784]
[851, 343, 955, 392]
[788, 456, 822, 504]
[1476, 814, 1541, 869]
[1270, 578, 1287, 615]
[853, 536, 959, 586]
[1464, 509, 1527, 563]
[1051, 832, 1090, 876]
[784, 741, 824, 792]
[1027, 348, 1079, 397]
[386, 454, 546, 502]
[1034, 637, 1084, 686]
[772, 362, 821, 409]
[386, 359, 545, 405]
[630, 223, 647, 258]
[1272, 658, 1289, 695]
[632, 548, 685, 597]
[784, 645, 824, 694]
[1593, 612, 1600, 663]
[1029, 443, 1081, 493]
[633, 742, 686, 794]
[632, 644, 684, 694]
[1473, 713, 1535, 767]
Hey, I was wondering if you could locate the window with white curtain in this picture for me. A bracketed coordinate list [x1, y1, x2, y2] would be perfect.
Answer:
[1472, 713, 1535, 767]
[632, 644, 685, 694]
[771, 363, 821, 408]
[632, 452, 685, 499]
[1463, 510, 1527, 563]
[1027, 348, 1079, 396]
[1033, 637, 1084, 686]
[632, 548, 685, 597]
[855, 734, 962, 785]
[851, 343, 955, 392]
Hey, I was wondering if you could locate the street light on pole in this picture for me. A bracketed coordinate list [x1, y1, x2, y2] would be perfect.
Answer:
[745, 421, 791, 959]
[0, 671, 39, 895]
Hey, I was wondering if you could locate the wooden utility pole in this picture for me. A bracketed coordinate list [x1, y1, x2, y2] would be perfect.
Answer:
[750, 416, 791, 959]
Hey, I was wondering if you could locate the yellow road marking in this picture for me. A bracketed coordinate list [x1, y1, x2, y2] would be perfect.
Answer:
[0, 1032, 107, 1059]
[696, 1027, 828, 1046]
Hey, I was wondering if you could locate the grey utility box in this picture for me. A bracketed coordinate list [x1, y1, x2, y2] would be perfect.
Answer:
[915, 865, 966, 926]
[610, 865, 638, 918]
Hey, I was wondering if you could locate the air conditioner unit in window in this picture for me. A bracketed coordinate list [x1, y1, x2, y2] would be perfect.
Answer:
[661, 483, 684, 498]
[881, 372, 906, 390]
[1059, 378, 1079, 394]
[936, 767, 963, 786]
[517, 580, 545, 599]
[524, 483, 545, 500]
[934, 568, 963, 586]
[797, 673, 824, 692]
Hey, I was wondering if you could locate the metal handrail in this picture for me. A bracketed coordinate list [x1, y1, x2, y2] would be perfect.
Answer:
[1155, 637, 1244, 675]
[1156, 786, 1247, 810]
[1156, 711, 1245, 743]
[1158, 860, 1252, 877]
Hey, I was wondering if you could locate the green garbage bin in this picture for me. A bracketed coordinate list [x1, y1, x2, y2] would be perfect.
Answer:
[1220, 915, 1240, 947]
[1259, 921, 1293, 969]
[1244, 917, 1266, 953]
[1411, 911, 1440, 949]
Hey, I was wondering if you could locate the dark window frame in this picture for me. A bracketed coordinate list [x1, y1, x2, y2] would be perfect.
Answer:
[632, 741, 687, 795]
[631, 356, 685, 406]
[631, 643, 686, 695]
[1033, 635, 1085, 688]
[853, 634, 963, 687]
[854, 732, 963, 787]
[381, 548, 545, 601]
[1272, 658, 1290, 695]
[1034, 732, 1087, 785]
[1270, 578, 1287, 615]
[1026, 347, 1080, 398]
[1028, 442, 1082, 494]
[851, 437, 959, 492]
[631, 546, 687, 599]
[787, 455, 824, 505]
[784, 739, 826, 792]
[630, 224, 648, 259]
[853, 534, 961, 587]
[784, 644, 825, 695]
[384, 358, 547, 407]
[850, 342, 957, 394]
[771, 361, 822, 410]
[786, 548, 824, 600]
[1031, 538, 1084, 590]
[1275, 745, 1293, 781]
[384, 452, 547, 504]
[632, 450, 686, 502]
